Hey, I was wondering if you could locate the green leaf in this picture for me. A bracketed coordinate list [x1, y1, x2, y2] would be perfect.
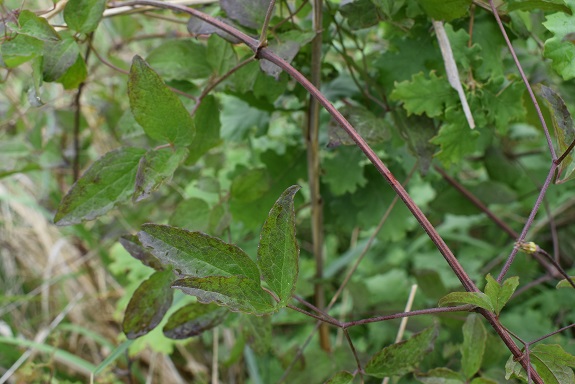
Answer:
[431, 106, 481, 166]
[482, 80, 526, 135]
[133, 147, 188, 202]
[187, 95, 222, 165]
[207, 35, 237, 76]
[169, 198, 211, 231]
[138, 224, 261, 282]
[118, 235, 164, 271]
[438, 292, 495, 312]
[535, 84, 575, 183]
[64, 0, 107, 34]
[122, 268, 174, 339]
[146, 40, 212, 80]
[1, 34, 44, 68]
[42, 33, 80, 82]
[461, 314, 487, 379]
[162, 302, 228, 339]
[484, 274, 519, 315]
[417, 0, 472, 21]
[54, 147, 146, 225]
[505, 344, 575, 383]
[128, 55, 195, 146]
[507, 0, 572, 14]
[365, 325, 438, 378]
[242, 313, 272, 354]
[257, 185, 300, 307]
[56, 54, 88, 89]
[339, 0, 383, 30]
[556, 277, 575, 288]
[16, 10, 60, 41]
[543, 4, 575, 79]
[220, 0, 268, 29]
[324, 371, 355, 384]
[172, 275, 275, 314]
[390, 71, 457, 118]
[230, 168, 271, 203]
[415, 367, 466, 383]
[328, 105, 391, 148]
[323, 147, 367, 196]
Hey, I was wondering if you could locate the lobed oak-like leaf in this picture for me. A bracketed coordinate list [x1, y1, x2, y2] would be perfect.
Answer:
[172, 275, 275, 314]
[163, 302, 228, 340]
[257, 185, 300, 307]
[54, 147, 146, 226]
[128, 56, 195, 146]
[417, 0, 472, 21]
[122, 269, 174, 339]
[138, 224, 261, 282]
[365, 325, 438, 378]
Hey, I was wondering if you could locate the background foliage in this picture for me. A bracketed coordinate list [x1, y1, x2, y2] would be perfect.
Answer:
[1, 0, 574, 383]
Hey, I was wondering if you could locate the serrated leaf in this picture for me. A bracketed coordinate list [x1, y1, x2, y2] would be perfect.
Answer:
[257, 185, 300, 307]
[431, 106, 481, 166]
[417, 0, 472, 21]
[506, 0, 572, 14]
[390, 72, 457, 118]
[324, 371, 355, 384]
[187, 95, 222, 165]
[438, 292, 495, 312]
[461, 314, 487, 379]
[242, 313, 271, 354]
[163, 302, 228, 339]
[128, 55, 195, 146]
[138, 224, 261, 282]
[323, 147, 367, 195]
[328, 105, 391, 148]
[133, 147, 188, 202]
[484, 274, 519, 315]
[365, 325, 438, 378]
[220, 0, 270, 29]
[415, 367, 466, 383]
[506, 344, 575, 383]
[556, 277, 575, 288]
[56, 54, 88, 89]
[339, 0, 384, 30]
[42, 33, 80, 82]
[119, 235, 163, 271]
[172, 275, 275, 314]
[543, 4, 575, 79]
[54, 147, 146, 226]
[17, 10, 60, 41]
[535, 84, 575, 183]
[146, 40, 212, 80]
[122, 269, 174, 339]
[64, 0, 107, 34]
[1, 34, 44, 68]
[482, 80, 526, 135]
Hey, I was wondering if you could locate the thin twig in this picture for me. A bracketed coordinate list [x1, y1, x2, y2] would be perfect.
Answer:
[258, 0, 277, 46]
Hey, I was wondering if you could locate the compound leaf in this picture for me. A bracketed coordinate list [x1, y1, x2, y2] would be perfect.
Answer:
[365, 325, 438, 378]
[128, 55, 195, 146]
[122, 268, 174, 339]
[54, 147, 146, 225]
[257, 185, 300, 307]
[138, 224, 260, 282]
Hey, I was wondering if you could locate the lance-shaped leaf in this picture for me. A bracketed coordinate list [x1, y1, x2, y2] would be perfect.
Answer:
[438, 291, 495, 312]
[484, 274, 519, 316]
[64, 0, 107, 34]
[163, 302, 228, 339]
[138, 224, 260, 282]
[128, 56, 195, 146]
[257, 185, 301, 307]
[122, 268, 174, 339]
[365, 325, 438, 378]
[535, 84, 575, 183]
[54, 147, 146, 226]
[461, 314, 487, 379]
[119, 235, 163, 271]
[172, 275, 275, 314]
[505, 344, 575, 383]
[133, 147, 188, 202]
[324, 371, 355, 384]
